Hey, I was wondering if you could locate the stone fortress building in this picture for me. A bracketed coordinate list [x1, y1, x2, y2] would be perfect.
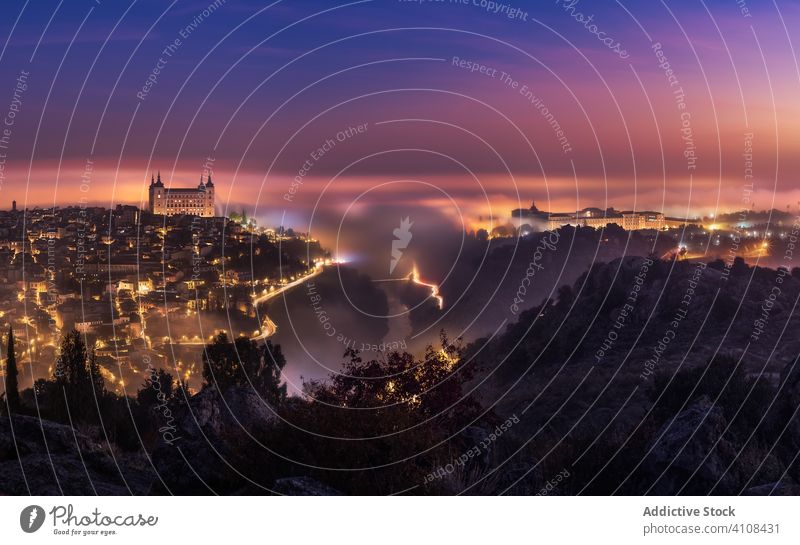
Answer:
[511, 201, 674, 232]
[148, 172, 215, 217]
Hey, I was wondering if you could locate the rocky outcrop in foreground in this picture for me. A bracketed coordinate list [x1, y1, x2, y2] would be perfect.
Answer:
[150, 385, 280, 494]
[0, 414, 149, 495]
[273, 476, 342, 495]
[0, 387, 343, 495]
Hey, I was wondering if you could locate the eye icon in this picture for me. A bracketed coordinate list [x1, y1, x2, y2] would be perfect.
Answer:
[20, 505, 45, 533]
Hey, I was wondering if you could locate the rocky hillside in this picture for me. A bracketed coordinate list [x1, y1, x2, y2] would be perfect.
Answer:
[466, 257, 800, 494]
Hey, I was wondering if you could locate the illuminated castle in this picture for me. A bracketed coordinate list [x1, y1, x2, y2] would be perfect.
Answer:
[148, 171, 215, 217]
[512, 201, 667, 232]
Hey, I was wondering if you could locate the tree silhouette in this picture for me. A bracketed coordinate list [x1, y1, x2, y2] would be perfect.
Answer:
[3, 326, 20, 412]
[137, 368, 176, 409]
[55, 330, 88, 390]
[202, 332, 287, 404]
[305, 331, 477, 421]
[88, 349, 105, 398]
[51, 330, 106, 422]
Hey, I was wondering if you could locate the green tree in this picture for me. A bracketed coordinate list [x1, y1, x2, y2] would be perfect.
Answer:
[3, 326, 20, 412]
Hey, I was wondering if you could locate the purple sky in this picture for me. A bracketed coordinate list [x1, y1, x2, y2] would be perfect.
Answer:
[0, 0, 798, 241]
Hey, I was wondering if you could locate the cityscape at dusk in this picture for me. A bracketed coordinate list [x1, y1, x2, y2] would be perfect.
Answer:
[2, 2, 800, 538]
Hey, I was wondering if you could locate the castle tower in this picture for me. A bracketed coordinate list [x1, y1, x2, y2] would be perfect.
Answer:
[204, 174, 215, 217]
[148, 172, 166, 215]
